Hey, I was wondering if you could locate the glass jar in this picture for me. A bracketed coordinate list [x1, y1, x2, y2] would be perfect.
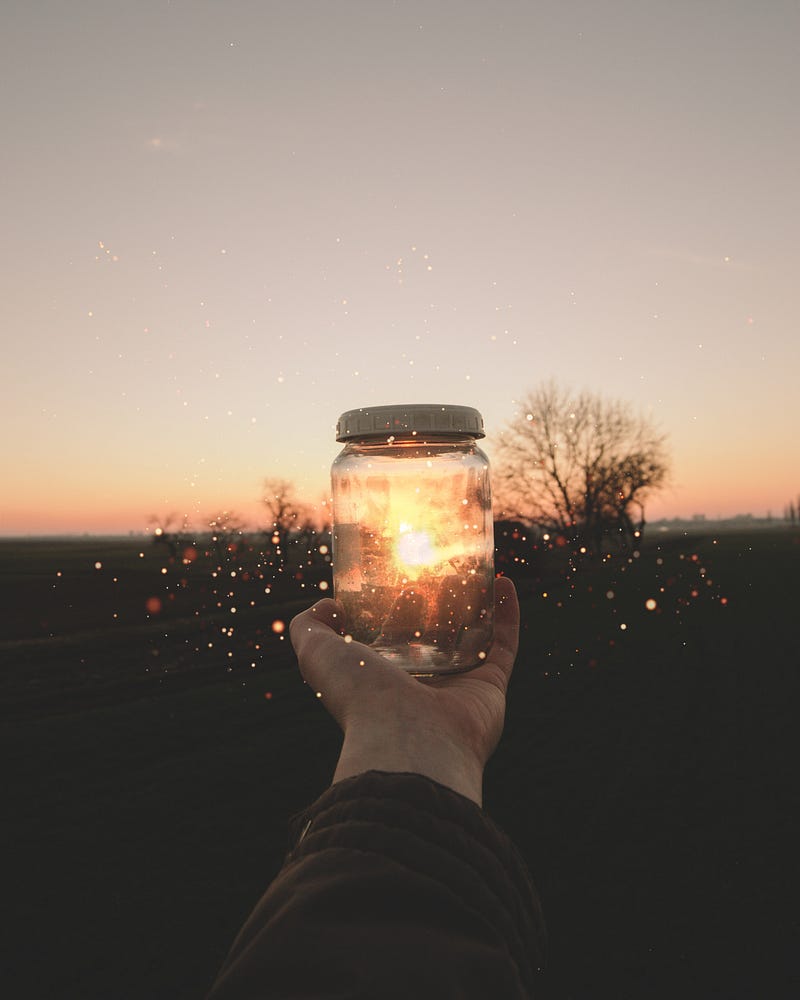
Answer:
[331, 404, 494, 675]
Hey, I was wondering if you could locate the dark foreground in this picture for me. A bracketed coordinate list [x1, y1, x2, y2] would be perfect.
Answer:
[2, 530, 798, 998]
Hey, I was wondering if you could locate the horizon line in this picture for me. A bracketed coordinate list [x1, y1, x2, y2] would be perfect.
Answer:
[0, 512, 794, 542]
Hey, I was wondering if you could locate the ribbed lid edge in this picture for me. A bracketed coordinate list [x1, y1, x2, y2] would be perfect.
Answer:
[336, 403, 485, 442]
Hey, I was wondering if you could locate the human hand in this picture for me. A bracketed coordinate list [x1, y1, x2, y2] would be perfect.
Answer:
[289, 577, 520, 806]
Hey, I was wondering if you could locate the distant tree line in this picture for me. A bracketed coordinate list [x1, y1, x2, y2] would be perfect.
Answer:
[147, 381, 673, 585]
[147, 478, 333, 601]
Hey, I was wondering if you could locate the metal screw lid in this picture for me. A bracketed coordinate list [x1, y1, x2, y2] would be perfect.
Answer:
[336, 403, 485, 442]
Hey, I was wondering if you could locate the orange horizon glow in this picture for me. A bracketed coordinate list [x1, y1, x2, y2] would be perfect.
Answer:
[2, 475, 795, 538]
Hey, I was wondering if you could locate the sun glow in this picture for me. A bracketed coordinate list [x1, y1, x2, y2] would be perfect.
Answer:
[386, 488, 484, 580]
[396, 523, 436, 568]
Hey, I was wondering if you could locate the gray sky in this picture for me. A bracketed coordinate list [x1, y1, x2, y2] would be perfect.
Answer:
[3, 1, 798, 532]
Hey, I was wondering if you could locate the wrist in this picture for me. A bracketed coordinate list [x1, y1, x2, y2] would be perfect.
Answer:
[332, 722, 485, 806]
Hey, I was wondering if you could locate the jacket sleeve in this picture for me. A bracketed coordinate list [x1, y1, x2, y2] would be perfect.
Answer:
[207, 770, 546, 999]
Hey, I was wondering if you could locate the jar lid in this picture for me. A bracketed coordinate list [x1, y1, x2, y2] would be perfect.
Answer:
[336, 403, 485, 442]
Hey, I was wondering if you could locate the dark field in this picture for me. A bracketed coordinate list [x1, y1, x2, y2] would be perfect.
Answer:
[2, 529, 798, 998]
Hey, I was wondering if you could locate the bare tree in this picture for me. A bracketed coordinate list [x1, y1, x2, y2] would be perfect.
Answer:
[262, 478, 302, 534]
[206, 509, 248, 564]
[493, 382, 670, 552]
[147, 511, 190, 558]
[262, 478, 304, 572]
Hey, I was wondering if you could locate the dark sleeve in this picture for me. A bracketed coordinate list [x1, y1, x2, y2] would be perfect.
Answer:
[207, 770, 546, 1000]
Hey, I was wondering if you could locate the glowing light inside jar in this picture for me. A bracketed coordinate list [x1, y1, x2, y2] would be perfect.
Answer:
[397, 522, 436, 567]
[389, 498, 477, 579]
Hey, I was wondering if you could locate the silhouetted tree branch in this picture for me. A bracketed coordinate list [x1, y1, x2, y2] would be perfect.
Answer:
[493, 382, 670, 553]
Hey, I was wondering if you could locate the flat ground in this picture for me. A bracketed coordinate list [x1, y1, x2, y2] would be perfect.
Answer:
[2, 529, 798, 998]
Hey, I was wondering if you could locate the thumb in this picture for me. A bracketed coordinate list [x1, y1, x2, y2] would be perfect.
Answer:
[289, 599, 348, 688]
[289, 600, 382, 724]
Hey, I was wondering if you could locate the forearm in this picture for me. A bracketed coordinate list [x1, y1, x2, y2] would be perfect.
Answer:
[207, 772, 546, 1000]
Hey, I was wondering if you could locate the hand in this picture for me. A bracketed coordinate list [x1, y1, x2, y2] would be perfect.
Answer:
[289, 577, 520, 806]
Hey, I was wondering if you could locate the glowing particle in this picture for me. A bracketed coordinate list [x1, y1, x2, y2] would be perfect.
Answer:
[145, 597, 162, 614]
[606, 590, 615, 600]
[343, 634, 353, 643]
[264, 692, 273, 700]
[161, 567, 168, 575]
[94, 561, 102, 570]
[645, 599, 657, 611]
[271, 620, 285, 634]
[359, 660, 365, 666]
[319, 580, 329, 590]
[478, 651, 487, 660]
[316, 691, 322, 698]
[620, 623, 627, 631]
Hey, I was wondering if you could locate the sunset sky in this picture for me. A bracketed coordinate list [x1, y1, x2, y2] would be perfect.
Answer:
[3, 1, 798, 535]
